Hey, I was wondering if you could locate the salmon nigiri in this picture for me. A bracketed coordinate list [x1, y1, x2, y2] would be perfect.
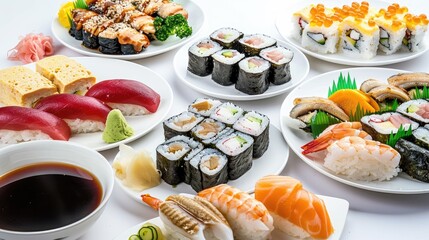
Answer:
[198, 184, 274, 240]
[255, 175, 334, 239]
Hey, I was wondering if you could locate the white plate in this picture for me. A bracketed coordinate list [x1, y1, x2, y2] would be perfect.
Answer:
[275, 0, 429, 66]
[280, 67, 429, 194]
[51, 0, 205, 60]
[19, 57, 173, 151]
[173, 38, 309, 101]
[114, 124, 289, 202]
[113, 195, 349, 240]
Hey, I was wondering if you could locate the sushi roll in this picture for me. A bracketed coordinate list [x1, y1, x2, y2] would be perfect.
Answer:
[188, 39, 222, 76]
[233, 111, 270, 158]
[210, 102, 244, 126]
[211, 49, 245, 86]
[301, 15, 341, 54]
[396, 99, 429, 125]
[117, 27, 150, 54]
[374, 11, 406, 55]
[201, 127, 235, 148]
[236, 56, 270, 95]
[395, 138, 429, 182]
[215, 131, 254, 180]
[210, 27, 243, 49]
[238, 34, 276, 56]
[69, 9, 98, 40]
[361, 112, 419, 143]
[188, 98, 222, 117]
[259, 46, 293, 85]
[291, 4, 332, 41]
[402, 13, 429, 52]
[156, 140, 191, 185]
[412, 127, 429, 149]
[82, 15, 114, 49]
[98, 23, 129, 54]
[338, 16, 380, 59]
[163, 111, 204, 139]
[191, 118, 226, 142]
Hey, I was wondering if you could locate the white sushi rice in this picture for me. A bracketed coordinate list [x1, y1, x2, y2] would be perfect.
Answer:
[259, 46, 293, 64]
[200, 153, 227, 175]
[65, 119, 105, 134]
[192, 119, 225, 140]
[239, 34, 277, 49]
[188, 98, 222, 117]
[324, 136, 400, 181]
[403, 25, 427, 52]
[165, 112, 204, 132]
[157, 141, 190, 161]
[189, 39, 222, 57]
[212, 49, 245, 65]
[108, 103, 150, 116]
[233, 111, 269, 136]
[0, 129, 51, 144]
[216, 132, 254, 156]
[377, 25, 406, 55]
[301, 22, 340, 54]
[238, 57, 270, 74]
[361, 112, 419, 135]
[210, 102, 244, 125]
[210, 27, 242, 44]
[396, 99, 429, 124]
[270, 212, 310, 239]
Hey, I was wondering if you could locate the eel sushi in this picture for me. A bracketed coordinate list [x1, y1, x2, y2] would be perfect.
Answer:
[188, 98, 222, 117]
[69, 9, 98, 40]
[0, 106, 71, 144]
[210, 102, 244, 126]
[215, 131, 254, 180]
[396, 99, 429, 125]
[395, 138, 429, 182]
[34, 94, 112, 134]
[188, 39, 222, 76]
[255, 175, 334, 239]
[98, 23, 129, 54]
[117, 26, 150, 54]
[82, 15, 114, 49]
[191, 118, 226, 143]
[198, 184, 274, 240]
[163, 111, 204, 139]
[238, 34, 276, 56]
[156, 139, 191, 185]
[85, 79, 160, 116]
[211, 49, 245, 86]
[259, 46, 293, 85]
[236, 56, 270, 95]
[209, 27, 243, 49]
[233, 111, 270, 158]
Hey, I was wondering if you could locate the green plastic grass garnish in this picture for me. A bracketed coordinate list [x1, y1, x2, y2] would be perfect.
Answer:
[412, 86, 429, 99]
[328, 72, 357, 97]
[310, 111, 342, 139]
[74, 0, 88, 9]
[386, 124, 413, 147]
[379, 99, 399, 112]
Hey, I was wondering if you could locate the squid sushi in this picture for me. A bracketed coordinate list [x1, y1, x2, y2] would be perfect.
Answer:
[255, 175, 334, 239]
[211, 49, 245, 86]
[163, 111, 204, 139]
[395, 138, 429, 182]
[156, 139, 191, 185]
[210, 27, 243, 49]
[34, 94, 111, 134]
[233, 111, 270, 158]
[238, 34, 276, 56]
[210, 102, 244, 126]
[198, 184, 274, 240]
[259, 46, 293, 85]
[396, 99, 429, 125]
[82, 15, 114, 49]
[69, 9, 98, 40]
[0, 106, 71, 144]
[188, 39, 222, 76]
[188, 98, 222, 117]
[85, 79, 161, 116]
[236, 57, 270, 95]
[191, 118, 226, 143]
[215, 132, 254, 180]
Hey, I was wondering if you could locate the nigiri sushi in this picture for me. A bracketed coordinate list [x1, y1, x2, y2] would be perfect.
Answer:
[255, 175, 334, 239]
[198, 184, 274, 240]
[34, 94, 111, 134]
[0, 106, 71, 144]
[141, 194, 233, 240]
[85, 79, 161, 116]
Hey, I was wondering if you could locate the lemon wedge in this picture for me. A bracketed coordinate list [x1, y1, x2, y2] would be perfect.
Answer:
[58, 2, 74, 28]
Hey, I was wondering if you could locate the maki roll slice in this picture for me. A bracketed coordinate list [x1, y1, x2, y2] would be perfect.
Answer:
[98, 23, 129, 54]
[259, 46, 294, 85]
[188, 98, 222, 117]
[156, 140, 191, 185]
[117, 26, 150, 54]
[188, 39, 222, 76]
[412, 127, 429, 149]
[191, 118, 226, 143]
[374, 13, 406, 55]
[236, 56, 270, 95]
[163, 111, 204, 139]
[301, 15, 341, 54]
[396, 99, 429, 125]
[233, 111, 270, 158]
[216, 131, 254, 180]
[211, 49, 245, 86]
[210, 102, 244, 126]
[82, 15, 114, 49]
[238, 34, 276, 56]
[402, 13, 429, 52]
[395, 138, 429, 182]
[201, 127, 235, 148]
[69, 9, 98, 40]
[210, 27, 243, 49]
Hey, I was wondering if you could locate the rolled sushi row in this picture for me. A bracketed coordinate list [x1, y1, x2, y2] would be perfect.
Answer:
[188, 28, 294, 95]
[157, 98, 270, 191]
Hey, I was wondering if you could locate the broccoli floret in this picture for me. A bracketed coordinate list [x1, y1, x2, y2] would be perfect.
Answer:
[154, 14, 192, 41]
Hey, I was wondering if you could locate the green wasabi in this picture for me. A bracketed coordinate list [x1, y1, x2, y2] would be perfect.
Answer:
[103, 109, 134, 143]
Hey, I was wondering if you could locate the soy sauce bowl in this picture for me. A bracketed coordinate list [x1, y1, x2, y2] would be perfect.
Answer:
[0, 140, 114, 240]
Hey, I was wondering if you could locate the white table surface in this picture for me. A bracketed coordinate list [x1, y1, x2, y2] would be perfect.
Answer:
[1, 0, 429, 239]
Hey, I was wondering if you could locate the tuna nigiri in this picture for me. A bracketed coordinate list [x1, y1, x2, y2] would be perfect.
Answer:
[34, 94, 112, 134]
[85, 79, 161, 116]
[198, 184, 274, 240]
[255, 175, 334, 239]
[0, 106, 71, 144]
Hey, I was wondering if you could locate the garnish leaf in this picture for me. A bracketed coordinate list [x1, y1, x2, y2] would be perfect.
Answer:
[386, 124, 413, 147]
[310, 111, 342, 139]
[74, 0, 88, 9]
[328, 72, 357, 97]
[412, 86, 429, 99]
[379, 99, 399, 113]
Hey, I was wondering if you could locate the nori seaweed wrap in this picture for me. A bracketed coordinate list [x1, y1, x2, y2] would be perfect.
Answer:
[117, 27, 150, 54]
[187, 39, 222, 76]
[201, 127, 235, 148]
[210, 27, 243, 49]
[412, 127, 429, 149]
[163, 111, 204, 140]
[69, 9, 98, 40]
[396, 99, 429, 125]
[82, 15, 113, 49]
[98, 23, 125, 54]
[238, 34, 277, 56]
[235, 56, 270, 95]
[211, 49, 245, 86]
[395, 138, 429, 182]
[259, 46, 294, 85]
[156, 140, 191, 185]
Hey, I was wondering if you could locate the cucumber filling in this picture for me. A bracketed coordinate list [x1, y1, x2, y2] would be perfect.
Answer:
[307, 32, 326, 45]
[379, 28, 390, 48]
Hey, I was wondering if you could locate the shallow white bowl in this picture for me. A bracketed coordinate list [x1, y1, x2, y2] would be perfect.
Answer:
[0, 140, 114, 240]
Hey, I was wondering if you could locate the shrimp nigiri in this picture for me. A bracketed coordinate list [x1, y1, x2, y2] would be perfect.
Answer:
[197, 184, 274, 240]
[255, 175, 334, 239]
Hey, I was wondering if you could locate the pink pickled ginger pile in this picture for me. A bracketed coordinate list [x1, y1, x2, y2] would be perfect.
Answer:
[7, 33, 54, 64]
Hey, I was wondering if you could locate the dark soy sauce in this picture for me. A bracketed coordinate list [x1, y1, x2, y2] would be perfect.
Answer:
[0, 162, 102, 232]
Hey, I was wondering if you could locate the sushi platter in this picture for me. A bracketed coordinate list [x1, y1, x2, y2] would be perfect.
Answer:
[51, 0, 205, 59]
[276, 0, 429, 66]
[174, 36, 309, 100]
[281, 67, 429, 194]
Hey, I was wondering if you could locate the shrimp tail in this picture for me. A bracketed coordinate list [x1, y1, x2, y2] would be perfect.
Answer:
[141, 194, 163, 210]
